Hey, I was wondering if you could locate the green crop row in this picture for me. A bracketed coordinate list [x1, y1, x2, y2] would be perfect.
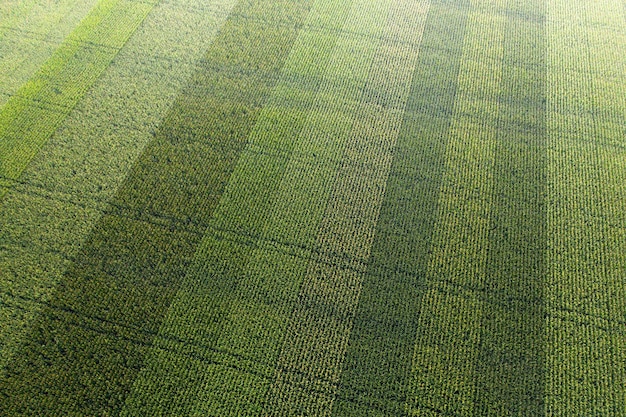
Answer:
[120, 0, 434, 414]
[404, 5, 506, 415]
[0, 0, 624, 414]
[546, 0, 626, 415]
[331, 1, 472, 416]
[0, 0, 157, 373]
[266, 1, 428, 415]
[471, 0, 547, 414]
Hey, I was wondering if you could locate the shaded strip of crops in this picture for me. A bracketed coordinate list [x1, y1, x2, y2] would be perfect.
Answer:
[329, 1, 471, 415]
[472, 0, 547, 415]
[0, 0, 315, 414]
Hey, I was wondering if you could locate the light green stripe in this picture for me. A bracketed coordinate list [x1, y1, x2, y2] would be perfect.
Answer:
[547, 0, 626, 414]
[265, 0, 430, 415]
[0, 0, 156, 187]
[0, 0, 101, 108]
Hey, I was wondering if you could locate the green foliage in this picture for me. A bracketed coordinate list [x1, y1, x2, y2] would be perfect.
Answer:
[0, 0, 624, 415]
[0, 0, 154, 186]
[332, 2, 471, 415]
[0, 0, 101, 108]
[473, 2, 547, 414]
[122, 0, 365, 412]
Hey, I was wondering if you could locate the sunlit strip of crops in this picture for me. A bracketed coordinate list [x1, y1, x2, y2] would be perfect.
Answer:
[0, 0, 156, 190]
[546, 0, 626, 414]
[0, 0, 100, 108]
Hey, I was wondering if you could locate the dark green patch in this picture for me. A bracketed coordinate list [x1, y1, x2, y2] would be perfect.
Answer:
[472, 3, 547, 416]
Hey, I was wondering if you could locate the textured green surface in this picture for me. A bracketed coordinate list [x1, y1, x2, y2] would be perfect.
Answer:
[0, 0, 238, 378]
[0, 0, 312, 414]
[473, 0, 547, 414]
[122, 0, 358, 412]
[331, 1, 470, 415]
[405, 5, 504, 415]
[545, 0, 626, 415]
[0, 0, 101, 108]
[0, 0, 156, 188]
[0, 0, 624, 415]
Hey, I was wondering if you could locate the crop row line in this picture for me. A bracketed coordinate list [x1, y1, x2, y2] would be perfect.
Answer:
[0, 24, 125, 53]
[0, 3, 558, 71]
[3, 277, 621, 388]
[0, 4, 620, 88]
[0, 130, 401, 211]
[264, 0, 435, 409]
[0, 12, 427, 56]
[3, 139, 624, 249]
[6, 61, 621, 128]
[178, 0, 547, 26]
[0, 163, 547, 294]
[6, 96, 616, 150]
[0, 0, 349, 412]
[0, 89, 568, 159]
